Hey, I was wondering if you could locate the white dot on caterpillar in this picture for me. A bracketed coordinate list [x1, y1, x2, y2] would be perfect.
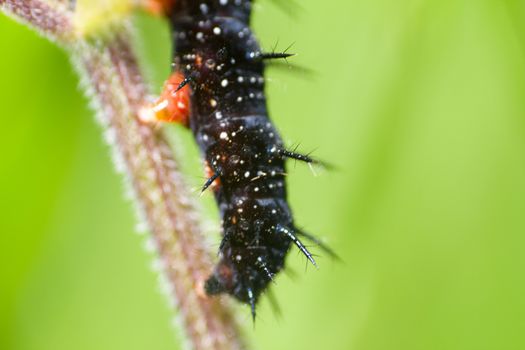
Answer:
[244, 171, 250, 178]
[213, 27, 221, 35]
[237, 208, 243, 213]
[249, 93, 255, 98]
[253, 205, 258, 209]
[254, 187, 259, 192]
[202, 134, 209, 141]
[205, 58, 216, 69]
[271, 209, 277, 214]
[238, 32, 245, 38]
[237, 96, 243, 102]
[219, 132, 228, 140]
[221, 79, 228, 87]
[196, 32, 204, 40]
[209, 99, 217, 107]
[235, 255, 242, 261]
[199, 3, 208, 14]
[220, 0, 228, 5]
[215, 111, 222, 119]
[250, 77, 257, 83]
[237, 76, 244, 83]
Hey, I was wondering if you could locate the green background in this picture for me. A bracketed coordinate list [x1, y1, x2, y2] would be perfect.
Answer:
[2, 1, 525, 349]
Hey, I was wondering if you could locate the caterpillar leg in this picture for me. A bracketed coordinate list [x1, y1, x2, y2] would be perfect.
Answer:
[276, 225, 317, 268]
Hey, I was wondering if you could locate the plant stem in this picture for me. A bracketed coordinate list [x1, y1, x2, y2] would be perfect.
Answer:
[0, 0, 73, 42]
[0, 1, 247, 349]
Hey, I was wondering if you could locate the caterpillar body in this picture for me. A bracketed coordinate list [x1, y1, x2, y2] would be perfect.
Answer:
[151, 0, 329, 318]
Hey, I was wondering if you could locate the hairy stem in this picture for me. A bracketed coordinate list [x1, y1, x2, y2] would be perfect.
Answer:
[0, 1, 246, 349]
[0, 0, 73, 42]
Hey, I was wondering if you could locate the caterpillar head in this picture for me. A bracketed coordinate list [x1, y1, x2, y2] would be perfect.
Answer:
[204, 230, 290, 320]
[204, 248, 274, 320]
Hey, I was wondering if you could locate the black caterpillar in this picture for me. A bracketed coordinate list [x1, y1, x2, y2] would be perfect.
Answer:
[159, 0, 331, 319]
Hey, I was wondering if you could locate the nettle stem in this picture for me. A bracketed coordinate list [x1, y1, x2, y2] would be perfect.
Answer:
[0, 1, 246, 349]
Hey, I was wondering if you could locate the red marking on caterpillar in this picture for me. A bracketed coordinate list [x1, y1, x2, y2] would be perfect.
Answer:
[144, 0, 176, 16]
[151, 71, 191, 125]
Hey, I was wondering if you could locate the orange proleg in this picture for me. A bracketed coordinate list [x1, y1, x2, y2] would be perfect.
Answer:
[152, 71, 191, 126]
[143, 0, 176, 16]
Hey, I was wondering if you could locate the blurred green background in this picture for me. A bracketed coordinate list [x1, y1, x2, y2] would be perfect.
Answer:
[2, 1, 525, 349]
